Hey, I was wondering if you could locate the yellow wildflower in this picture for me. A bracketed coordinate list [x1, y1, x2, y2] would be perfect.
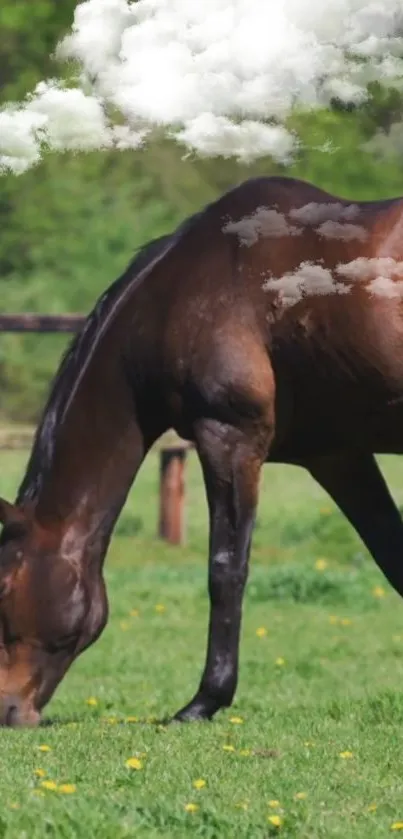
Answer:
[58, 784, 76, 794]
[315, 558, 328, 571]
[268, 799, 281, 808]
[104, 716, 118, 724]
[223, 744, 235, 752]
[155, 604, 165, 613]
[340, 618, 352, 626]
[192, 779, 206, 789]
[126, 716, 138, 723]
[125, 757, 143, 770]
[235, 801, 249, 811]
[37, 745, 51, 752]
[9, 803, 19, 809]
[268, 814, 283, 827]
[368, 803, 377, 812]
[329, 616, 339, 625]
[130, 609, 139, 617]
[239, 749, 251, 756]
[391, 824, 403, 831]
[184, 803, 199, 813]
[373, 586, 386, 598]
[295, 792, 307, 800]
[339, 751, 353, 759]
[275, 657, 285, 666]
[256, 627, 267, 637]
[33, 769, 46, 778]
[85, 697, 98, 707]
[40, 781, 58, 791]
[229, 716, 244, 724]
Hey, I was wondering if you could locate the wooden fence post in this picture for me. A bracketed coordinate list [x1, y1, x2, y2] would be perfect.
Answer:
[158, 446, 187, 545]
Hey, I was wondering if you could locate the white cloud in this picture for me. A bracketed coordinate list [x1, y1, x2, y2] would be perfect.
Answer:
[1, 0, 403, 174]
[222, 207, 301, 245]
[289, 201, 360, 225]
[262, 261, 350, 306]
[316, 220, 368, 240]
[222, 204, 371, 245]
[366, 276, 403, 297]
[261, 255, 403, 309]
[335, 256, 403, 281]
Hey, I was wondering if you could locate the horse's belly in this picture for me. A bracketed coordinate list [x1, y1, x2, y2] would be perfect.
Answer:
[270, 365, 403, 461]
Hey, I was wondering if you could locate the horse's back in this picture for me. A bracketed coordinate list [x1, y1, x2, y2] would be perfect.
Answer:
[168, 177, 403, 456]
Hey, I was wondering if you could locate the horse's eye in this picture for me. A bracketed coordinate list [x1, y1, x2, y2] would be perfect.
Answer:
[46, 633, 79, 655]
[1, 616, 21, 646]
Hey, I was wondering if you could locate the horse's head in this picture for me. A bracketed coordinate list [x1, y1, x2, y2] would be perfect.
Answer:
[0, 498, 108, 726]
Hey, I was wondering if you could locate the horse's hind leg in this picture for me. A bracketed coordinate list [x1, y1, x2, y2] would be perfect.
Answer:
[305, 452, 403, 595]
[173, 370, 274, 722]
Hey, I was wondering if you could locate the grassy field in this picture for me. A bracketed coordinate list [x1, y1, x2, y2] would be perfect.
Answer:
[2, 448, 403, 837]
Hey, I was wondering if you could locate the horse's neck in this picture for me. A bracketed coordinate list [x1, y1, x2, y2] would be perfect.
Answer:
[40, 411, 146, 551]
[24, 342, 162, 556]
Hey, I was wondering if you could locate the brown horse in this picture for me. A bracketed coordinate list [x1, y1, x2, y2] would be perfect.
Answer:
[1, 174, 403, 727]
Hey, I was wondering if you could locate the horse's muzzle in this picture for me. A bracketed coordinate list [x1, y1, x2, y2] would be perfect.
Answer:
[0, 695, 40, 727]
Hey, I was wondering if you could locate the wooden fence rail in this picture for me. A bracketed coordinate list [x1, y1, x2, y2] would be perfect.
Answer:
[0, 313, 190, 545]
[0, 314, 85, 332]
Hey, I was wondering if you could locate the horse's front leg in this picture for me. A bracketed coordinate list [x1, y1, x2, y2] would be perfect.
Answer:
[173, 417, 270, 722]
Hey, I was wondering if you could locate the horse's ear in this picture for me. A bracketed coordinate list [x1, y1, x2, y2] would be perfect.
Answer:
[0, 499, 26, 529]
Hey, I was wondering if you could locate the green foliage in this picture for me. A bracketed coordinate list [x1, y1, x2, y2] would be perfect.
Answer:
[0, 0, 76, 103]
[1, 0, 403, 419]
[246, 565, 375, 608]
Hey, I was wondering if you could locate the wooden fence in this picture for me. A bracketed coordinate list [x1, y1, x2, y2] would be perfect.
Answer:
[0, 314, 85, 332]
[0, 313, 190, 545]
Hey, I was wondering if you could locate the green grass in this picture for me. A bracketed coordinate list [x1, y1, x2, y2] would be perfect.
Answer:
[2, 449, 403, 837]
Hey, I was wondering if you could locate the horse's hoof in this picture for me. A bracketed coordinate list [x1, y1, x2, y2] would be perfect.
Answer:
[172, 703, 214, 723]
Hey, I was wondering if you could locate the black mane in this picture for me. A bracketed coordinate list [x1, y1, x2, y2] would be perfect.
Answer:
[17, 231, 173, 504]
[13, 192, 216, 505]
